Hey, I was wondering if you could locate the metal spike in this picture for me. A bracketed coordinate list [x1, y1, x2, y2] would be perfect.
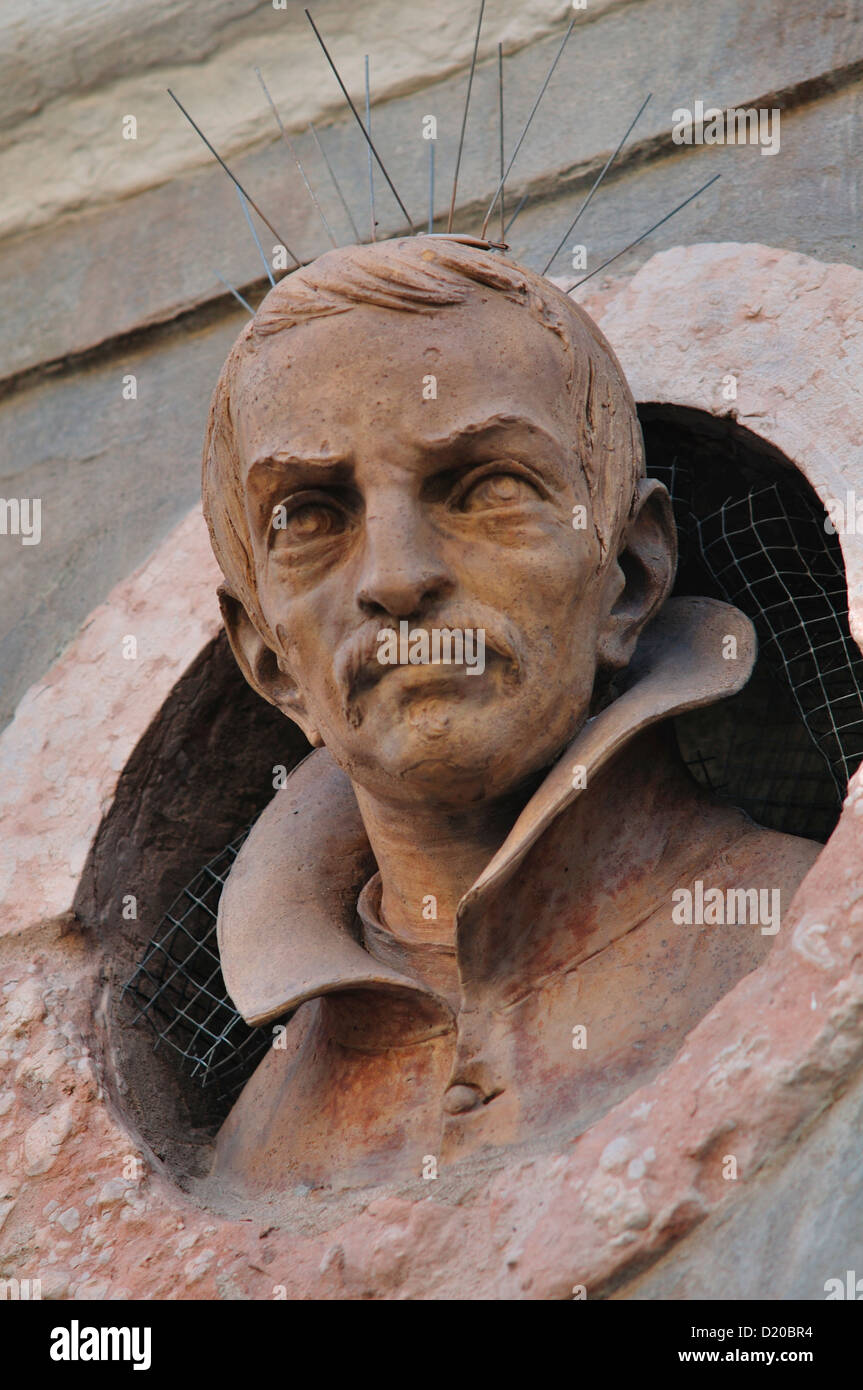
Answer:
[214, 271, 255, 316]
[481, 16, 576, 238]
[542, 94, 651, 276]
[305, 9, 415, 231]
[236, 187, 275, 287]
[571, 173, 721, 289]
[498, 41, 505, 244]
[365, 56, 376, 241]
[504, 191, 529, 237]
[308, 121, 361, 243]
[447, 0, 485, 234]
[167, 88, 300, 265]
[254, 66, 338, 249]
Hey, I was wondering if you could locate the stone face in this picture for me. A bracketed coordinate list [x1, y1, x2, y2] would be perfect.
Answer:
[6, 79, 863, 734]
[0, 243, 862, 1299]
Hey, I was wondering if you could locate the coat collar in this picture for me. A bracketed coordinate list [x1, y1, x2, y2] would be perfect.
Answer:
[218, 596, 756, 1028]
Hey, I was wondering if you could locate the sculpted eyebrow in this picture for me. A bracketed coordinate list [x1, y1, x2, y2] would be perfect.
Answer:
[417, 420, 570, 491]
[419, 417, 569, 467]
[247, 453, 352, 481]
[418, 417, 546, 451]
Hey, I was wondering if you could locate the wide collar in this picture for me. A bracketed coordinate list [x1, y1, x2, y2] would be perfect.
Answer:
[218, 596, 756, 1028]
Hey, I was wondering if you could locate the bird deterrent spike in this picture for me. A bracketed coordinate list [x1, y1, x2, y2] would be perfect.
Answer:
[254, 66, 338, 249]
[214, 271, 255, 316]
[504, 191, 529, 237]
[308, 121, 361, 243]
[571, 172, 721, 289]
[304, 9, 415, 232]
[481, 15, 576, 239]
[542, 93, 652, 276]
[365, 56, 376, 242]
[447, 0, 485, 234]
[167, 88, 300, 266]
[497, 41, 505, 244]
[236, 188, 276, 288]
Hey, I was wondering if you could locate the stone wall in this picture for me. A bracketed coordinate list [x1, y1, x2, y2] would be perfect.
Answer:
[1, 0, 861, 728]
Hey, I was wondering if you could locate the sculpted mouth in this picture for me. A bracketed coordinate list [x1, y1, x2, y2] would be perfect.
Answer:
[337, 619, 522, 727]
[356, 648, 505, 696]
[384, 665, 474, 695]
[365, 658, 471, 681]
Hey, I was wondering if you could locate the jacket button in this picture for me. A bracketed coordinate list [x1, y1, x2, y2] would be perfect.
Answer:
[443, 1083, 482, 1114]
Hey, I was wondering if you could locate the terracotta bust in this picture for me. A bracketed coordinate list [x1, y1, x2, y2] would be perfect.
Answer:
[201, 235, 819, 1196]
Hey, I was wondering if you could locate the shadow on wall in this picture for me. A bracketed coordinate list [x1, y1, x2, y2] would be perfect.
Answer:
[74, 629, 309, 1181]
[644, 405, 863, 845]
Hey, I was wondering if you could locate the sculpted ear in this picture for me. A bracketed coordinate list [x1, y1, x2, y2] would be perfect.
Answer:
[596, 477, 678, 674]
[218, 586, 323, 747]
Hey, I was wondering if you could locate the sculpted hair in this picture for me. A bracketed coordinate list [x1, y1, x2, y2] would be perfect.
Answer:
[202, 236, 645, 637]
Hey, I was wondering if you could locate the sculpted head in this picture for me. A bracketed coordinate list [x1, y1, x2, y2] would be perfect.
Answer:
[202, 235, 676, 809]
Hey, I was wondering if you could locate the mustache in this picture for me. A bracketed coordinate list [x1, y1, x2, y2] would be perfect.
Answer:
[334, 605, 524, 727]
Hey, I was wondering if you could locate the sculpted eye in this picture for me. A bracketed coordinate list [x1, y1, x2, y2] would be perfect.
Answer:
[459, 471, 538, 512]
[271, 497, 346, 545]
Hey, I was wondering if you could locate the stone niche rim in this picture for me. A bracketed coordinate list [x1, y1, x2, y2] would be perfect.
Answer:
[582, 240, 863, 651]
[2, 240, 863, 1299]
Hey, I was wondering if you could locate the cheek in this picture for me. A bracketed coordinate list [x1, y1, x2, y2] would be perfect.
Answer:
[266, 611, 351, 724]
[255, 583, 323, 694]
[465, 505, 597, 577]
[499, 524, 602, 629]
[527, 565, 608, 688]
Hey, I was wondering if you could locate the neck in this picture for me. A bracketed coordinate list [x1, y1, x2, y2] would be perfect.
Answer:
[457, 723, 737, 993]
[352, 775, 543, 945]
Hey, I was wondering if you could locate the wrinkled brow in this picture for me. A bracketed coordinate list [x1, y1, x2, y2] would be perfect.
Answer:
[247, 451, 353, 480]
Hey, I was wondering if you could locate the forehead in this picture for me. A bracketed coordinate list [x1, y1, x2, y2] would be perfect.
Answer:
[232, 294, 580, 473]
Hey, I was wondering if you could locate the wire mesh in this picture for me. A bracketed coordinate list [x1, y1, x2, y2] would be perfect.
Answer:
[121, 827, 272, 1105]
[651, 453, 863, 840]
[697, 482, 863, 797]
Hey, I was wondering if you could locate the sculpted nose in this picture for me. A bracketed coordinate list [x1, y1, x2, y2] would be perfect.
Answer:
[357, 505, 452, 619]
